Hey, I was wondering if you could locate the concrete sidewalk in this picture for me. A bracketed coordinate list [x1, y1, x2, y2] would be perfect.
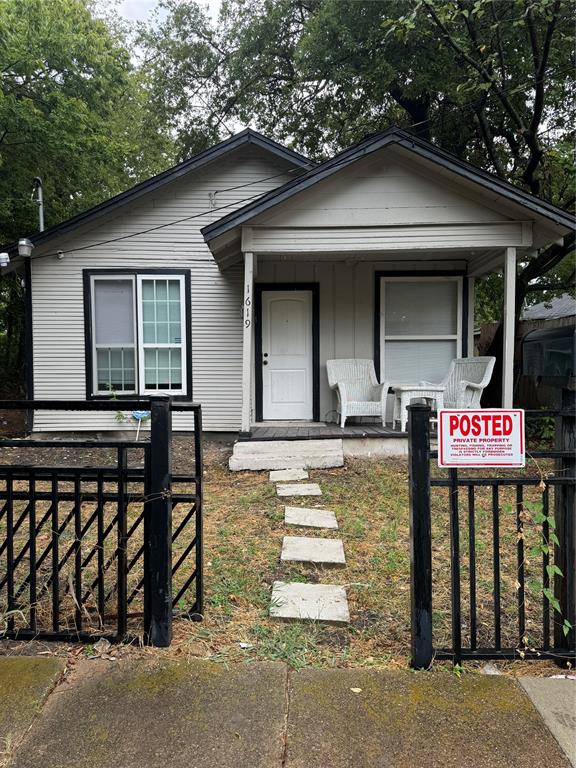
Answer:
[1, 656, 573, 768]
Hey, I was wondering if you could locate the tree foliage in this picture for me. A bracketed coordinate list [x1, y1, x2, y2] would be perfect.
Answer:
[0, 0, 174, 386]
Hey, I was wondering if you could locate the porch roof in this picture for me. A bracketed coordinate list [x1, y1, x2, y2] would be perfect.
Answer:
[202, 127, 575, 274]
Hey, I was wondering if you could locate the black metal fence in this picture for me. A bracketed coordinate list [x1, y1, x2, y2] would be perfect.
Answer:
[0, 399, 202, 647]
[408, 394, 575, 668]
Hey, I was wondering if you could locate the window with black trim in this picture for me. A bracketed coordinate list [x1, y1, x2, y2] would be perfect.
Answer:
[87, 273, 188, 396]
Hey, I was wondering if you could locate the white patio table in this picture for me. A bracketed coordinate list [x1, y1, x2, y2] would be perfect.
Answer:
[392, 385, 445, 433]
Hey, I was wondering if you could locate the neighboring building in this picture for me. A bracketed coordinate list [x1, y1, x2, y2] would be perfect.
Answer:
[478, 294, 575, 408]
[519, 294, 575, 408]
[2, 127, 574, 440]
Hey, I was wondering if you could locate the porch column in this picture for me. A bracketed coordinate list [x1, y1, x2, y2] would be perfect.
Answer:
[466, 276, 475, 357]
[241, 251, 255, 433]
[502, 247, 516, 408]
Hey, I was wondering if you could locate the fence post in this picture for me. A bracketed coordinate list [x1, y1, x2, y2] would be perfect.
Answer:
[144, 397, 173, 647]
[408, 403, 433, 669]
[194, 406, 204, 618]
[554, 387, 575, 652]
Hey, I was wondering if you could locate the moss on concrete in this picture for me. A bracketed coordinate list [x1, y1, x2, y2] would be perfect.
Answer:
[286, 669, 570, 768]
[0, 657, 64, 747]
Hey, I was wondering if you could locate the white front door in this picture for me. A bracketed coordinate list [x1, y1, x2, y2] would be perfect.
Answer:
[261, 290, 313, 420]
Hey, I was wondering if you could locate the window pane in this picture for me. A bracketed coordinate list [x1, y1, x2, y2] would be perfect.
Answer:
[142, 281, 154, 300]
[94, 280, 134, 344]
[157, 369, 170, 388]
[143, 321, 156, 343]
[384, 281, 458, 335]
[142, 301, 155, 323]
[157, 302, 168, 322]
[170, 349, 182, 386]
[155, 281, 167, 300]
[169, 324, 181, 344]
[156, 323, 169, 343]
[384, 340, 457, 384]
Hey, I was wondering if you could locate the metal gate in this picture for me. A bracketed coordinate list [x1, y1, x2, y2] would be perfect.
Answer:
[408, 396, 575, 667]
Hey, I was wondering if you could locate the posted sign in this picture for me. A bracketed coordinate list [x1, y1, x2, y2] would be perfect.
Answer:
[438, 409, 525, 468]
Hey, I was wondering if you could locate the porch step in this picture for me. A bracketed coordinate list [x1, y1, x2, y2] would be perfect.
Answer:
[270, 581, 350, 625]
[229, 439, 344, 471]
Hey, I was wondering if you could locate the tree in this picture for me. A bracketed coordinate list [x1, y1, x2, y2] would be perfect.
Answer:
[0, 0, 174, 387]
[137, 0, 224, 161]
[143, 0, 574, 402]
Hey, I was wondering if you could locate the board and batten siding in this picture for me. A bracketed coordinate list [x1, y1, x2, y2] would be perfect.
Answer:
[31, 147, 296, 432]
[255, 258, 465, 422]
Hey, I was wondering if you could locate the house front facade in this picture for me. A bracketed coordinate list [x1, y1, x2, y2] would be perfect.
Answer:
[4, 128, 574, 437]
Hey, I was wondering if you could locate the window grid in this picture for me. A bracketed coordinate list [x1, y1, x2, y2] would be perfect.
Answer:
[138, 275, 186, 396]
[96, 347, 136, 393]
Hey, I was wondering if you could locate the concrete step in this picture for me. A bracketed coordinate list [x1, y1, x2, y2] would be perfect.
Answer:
[229, 439, 344, 471]
[284, 506, 339, 530]
[281, 536, 346, 567]
[276, 483, 322, 497]
[270, 581, 350, 624]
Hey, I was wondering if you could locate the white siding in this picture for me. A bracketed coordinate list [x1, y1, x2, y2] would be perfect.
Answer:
[253, 150, 514, 228]
[31, 147, 296, 432]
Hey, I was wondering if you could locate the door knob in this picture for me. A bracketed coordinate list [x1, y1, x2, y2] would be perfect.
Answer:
[263, 360, 268, 366]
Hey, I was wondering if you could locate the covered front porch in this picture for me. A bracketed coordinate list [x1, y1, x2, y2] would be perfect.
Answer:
[200, 128, 573, 452]
[235, 246, 517, 438]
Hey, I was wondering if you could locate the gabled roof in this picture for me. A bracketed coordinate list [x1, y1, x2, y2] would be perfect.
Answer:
[201, 126, 575, 244]
[4, 129, 314, 255]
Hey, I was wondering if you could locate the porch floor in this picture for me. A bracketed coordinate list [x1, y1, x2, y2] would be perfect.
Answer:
[240, 422, 407, 441]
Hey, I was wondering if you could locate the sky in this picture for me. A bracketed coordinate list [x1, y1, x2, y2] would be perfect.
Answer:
[118, 0, 222, 23]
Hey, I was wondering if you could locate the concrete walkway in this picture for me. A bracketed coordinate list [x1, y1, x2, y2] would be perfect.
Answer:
[1, 657, 573, 768]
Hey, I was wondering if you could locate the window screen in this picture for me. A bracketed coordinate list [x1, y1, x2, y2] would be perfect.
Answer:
[381, 278, 461, 384]
[93, 280, 136, 392]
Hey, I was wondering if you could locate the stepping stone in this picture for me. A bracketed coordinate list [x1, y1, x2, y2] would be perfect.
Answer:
[276, 483, 322, 497]
[269, 468, 309, 482]
[270, 581, 349, 625]
[285, 506, 338, 530]
[281, 536, 346, 566]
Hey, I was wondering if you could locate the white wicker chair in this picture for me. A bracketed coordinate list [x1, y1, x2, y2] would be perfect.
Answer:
[326, 359, 390, 428]
[421, 356, 496, 409]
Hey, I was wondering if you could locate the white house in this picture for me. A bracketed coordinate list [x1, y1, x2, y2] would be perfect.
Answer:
[3, 128, 574, 462]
